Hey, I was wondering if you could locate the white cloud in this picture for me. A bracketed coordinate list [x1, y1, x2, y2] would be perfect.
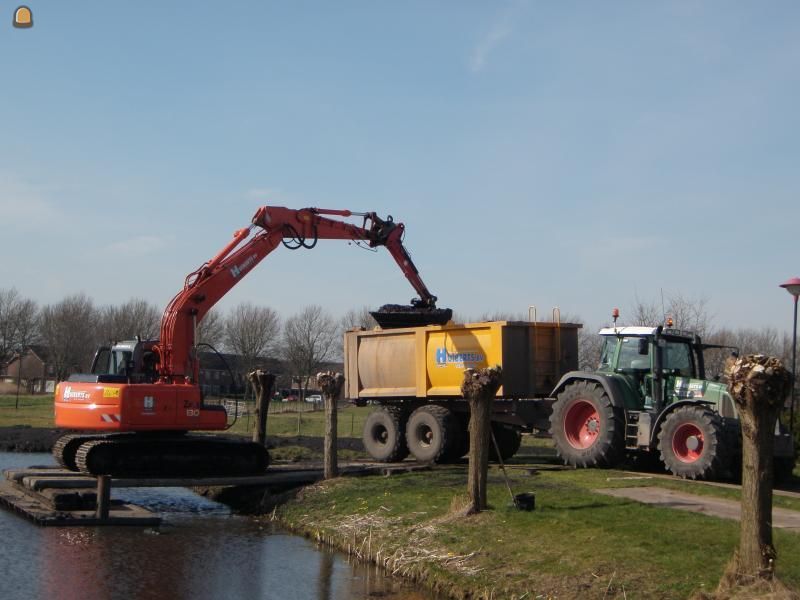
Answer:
[0, 172, 60, 230]
[470, 2, 530, 73]
[245, 187, 281, 200]
[470, 20, 513, 73]
[103, 235, 169, 258]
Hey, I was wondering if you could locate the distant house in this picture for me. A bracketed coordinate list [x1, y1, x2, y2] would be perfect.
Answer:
[197, 352, 285, 396]
[2, 345, 58, 394]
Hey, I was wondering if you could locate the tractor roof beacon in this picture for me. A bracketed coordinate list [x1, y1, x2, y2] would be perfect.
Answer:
[548, 320, 796, 481]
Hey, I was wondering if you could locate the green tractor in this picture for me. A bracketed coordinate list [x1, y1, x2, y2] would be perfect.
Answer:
[549, 325, 796, 480]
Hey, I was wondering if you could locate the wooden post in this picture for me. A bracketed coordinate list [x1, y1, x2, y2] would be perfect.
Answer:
[461, 366, 503, 513]
[723, 354, 792, 583]
[317, 371, 345, 480]
[96, 475, 111, 520]
[247, 370, 276, 446]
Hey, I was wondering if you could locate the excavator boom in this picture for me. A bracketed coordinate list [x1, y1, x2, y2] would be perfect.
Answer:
[157, 206, 449, 383]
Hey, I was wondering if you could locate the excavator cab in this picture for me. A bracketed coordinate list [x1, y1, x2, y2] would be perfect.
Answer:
[82, 340, 159, 384]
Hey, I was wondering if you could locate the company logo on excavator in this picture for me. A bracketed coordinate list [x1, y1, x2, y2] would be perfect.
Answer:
[229, 253, 258, 278]
[434, 347, 485, 367]
[62, 386, 91, 401]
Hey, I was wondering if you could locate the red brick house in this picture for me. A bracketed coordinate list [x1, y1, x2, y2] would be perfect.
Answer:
[2, 345, 57, 394]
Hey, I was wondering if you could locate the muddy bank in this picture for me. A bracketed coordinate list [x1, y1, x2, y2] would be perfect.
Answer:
[0, 426, 64, 452]
[0, 426, 364, 455]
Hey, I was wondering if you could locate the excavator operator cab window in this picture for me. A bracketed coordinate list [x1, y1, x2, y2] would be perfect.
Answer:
[110, 350, 133, 375]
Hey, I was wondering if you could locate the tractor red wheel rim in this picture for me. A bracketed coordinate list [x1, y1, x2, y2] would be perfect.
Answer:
[672, 423, 704, 463]
[564, 400, 601, 449]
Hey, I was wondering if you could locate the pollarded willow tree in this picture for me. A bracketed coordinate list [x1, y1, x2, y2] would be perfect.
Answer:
[723, 354, 792, 585]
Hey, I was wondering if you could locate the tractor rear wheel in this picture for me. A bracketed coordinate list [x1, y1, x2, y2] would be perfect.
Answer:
[362, 406, 409, 463]
[657, 405, 728, 480]
[406, 405, 457, 463]
[550, 381, 624, 467]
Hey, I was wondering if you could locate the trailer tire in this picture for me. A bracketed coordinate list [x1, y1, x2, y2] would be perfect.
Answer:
[406, 405, 457, 464]
[657, 405, 728, 480]
[362, 406, 409, 463]
[550, 381, 624, 467]
[489, 424, 522, 462]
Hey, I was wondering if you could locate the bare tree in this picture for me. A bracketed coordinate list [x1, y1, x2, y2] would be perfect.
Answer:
[339, 306, 376, 332]
[224, 302, 280, 377]
[197, 307, 225, 349]
[39, 293, 98, 380]
[626, 292, 713, 336]
[706, 326, 794, 380]
[97, 298, 160, 343]
[283, 305, 339, 397]
[0, 288, 39, 366]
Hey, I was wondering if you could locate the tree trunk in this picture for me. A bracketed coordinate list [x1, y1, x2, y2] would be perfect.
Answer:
[724, 355, 791, 582]
[317, 371, 345, 480]
[461, 366, 503, 513]
[247, 370, 276, 446]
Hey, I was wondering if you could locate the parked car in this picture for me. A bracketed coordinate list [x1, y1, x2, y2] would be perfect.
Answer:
[306, 394, 322, 403]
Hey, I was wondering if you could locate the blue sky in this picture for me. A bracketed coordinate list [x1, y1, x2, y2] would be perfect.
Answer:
[1, 1, 799, 332]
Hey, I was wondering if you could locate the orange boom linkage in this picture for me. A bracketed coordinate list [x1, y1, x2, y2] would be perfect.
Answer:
[53, 206, 449, 477]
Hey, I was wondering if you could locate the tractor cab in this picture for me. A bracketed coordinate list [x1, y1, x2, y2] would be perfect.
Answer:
[596, 326, 735, 418]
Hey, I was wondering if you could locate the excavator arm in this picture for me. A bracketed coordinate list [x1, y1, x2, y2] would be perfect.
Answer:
[156, 206, 449, 383]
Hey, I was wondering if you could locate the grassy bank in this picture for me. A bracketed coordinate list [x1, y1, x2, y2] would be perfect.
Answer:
[272, 464, 800, 600]
[0, 394, 372, 438]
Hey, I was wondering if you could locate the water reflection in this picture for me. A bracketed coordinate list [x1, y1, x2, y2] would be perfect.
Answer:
[1, 453, 438, 600]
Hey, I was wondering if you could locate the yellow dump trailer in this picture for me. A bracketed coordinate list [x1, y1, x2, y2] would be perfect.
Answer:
[345, 320, 581, 463]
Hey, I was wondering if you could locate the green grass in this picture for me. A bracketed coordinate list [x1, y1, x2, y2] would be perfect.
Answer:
[274, 465, 800, 600]
[0, 395, 55, 427]
[226, 403, 373, 438]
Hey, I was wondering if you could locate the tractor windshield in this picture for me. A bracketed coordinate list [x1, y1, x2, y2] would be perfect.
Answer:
[616, 337, 650, 371]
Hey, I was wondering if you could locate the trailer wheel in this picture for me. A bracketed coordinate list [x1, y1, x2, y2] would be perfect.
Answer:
[362, 406, 409, 462]
[489, 424, 522, 462]
[550, 381, 624, 467]
[657, 405, 728, 480]
[406, 405, 457, 463]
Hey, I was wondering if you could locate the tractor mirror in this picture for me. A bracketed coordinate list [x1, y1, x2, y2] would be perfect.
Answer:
[638, 338, 649, 355]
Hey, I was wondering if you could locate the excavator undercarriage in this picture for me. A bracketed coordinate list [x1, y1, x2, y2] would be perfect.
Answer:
[54, 433, 269, 478]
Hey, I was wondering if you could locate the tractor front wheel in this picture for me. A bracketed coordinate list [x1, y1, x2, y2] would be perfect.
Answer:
[657, 405, 728, 480]
[549, 381, 624, 468]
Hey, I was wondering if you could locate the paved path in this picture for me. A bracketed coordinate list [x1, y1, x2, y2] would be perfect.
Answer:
[594, 486, 800, 532]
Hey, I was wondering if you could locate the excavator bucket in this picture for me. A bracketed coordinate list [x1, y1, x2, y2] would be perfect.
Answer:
[370, 304, 453, 329]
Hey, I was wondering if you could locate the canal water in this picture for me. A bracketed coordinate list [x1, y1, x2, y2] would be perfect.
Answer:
[0, 453, 437, 600]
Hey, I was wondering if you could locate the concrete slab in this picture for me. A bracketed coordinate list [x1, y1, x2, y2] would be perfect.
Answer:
[594, 486, 800, 532]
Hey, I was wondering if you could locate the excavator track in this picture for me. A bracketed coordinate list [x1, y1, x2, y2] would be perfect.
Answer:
[53, 433, 123, 471]
[73, 434, 269, 478]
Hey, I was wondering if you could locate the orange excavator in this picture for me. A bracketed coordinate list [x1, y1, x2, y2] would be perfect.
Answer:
[53, 206, 450, 477]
